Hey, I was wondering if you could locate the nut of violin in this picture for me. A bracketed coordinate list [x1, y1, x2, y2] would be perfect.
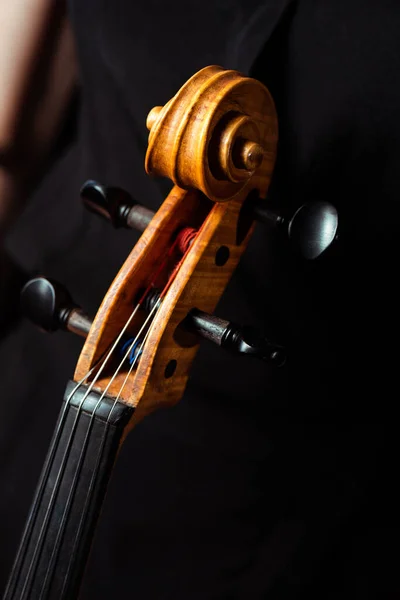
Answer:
[145, 65, 277, 202]
[146, 106, 163, 131]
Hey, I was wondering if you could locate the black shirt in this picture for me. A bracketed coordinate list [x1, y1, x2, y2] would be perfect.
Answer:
[1, 0, 399, 597]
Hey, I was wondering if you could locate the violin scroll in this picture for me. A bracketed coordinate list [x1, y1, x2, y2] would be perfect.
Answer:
[145, 65, 277, 202]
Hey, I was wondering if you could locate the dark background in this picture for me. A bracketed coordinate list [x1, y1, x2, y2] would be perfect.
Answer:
[1, 0, 399, 597]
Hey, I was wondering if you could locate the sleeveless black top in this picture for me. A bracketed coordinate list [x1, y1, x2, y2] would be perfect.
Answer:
[1, 0, 400, 597]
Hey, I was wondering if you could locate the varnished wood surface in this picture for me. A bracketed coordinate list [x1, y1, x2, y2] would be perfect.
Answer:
[145, 65, 277, 202]
[74, 186, 208, 398]
[74, 65, 278, 423]
[130, 185, 263, 425]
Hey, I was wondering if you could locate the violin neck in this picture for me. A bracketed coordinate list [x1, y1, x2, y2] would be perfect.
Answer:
[3, 381, 133, 600]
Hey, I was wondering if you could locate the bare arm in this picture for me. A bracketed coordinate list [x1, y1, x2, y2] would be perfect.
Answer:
[0, 0, 77, 233]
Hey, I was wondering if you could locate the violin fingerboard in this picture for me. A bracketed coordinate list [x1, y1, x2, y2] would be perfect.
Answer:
[3, 382, 133, 600]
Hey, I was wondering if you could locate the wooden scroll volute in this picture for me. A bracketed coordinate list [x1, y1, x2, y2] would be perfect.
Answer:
[145, 65, 277, 202]
[75, 66, 278, 425]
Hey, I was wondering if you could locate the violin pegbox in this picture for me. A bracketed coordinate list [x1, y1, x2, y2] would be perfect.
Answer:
[73, 66, 278, 426]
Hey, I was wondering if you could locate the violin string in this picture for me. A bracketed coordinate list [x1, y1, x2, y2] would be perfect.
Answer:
[58, 242, 192, 593]
[24, 229, 195, 594]
[20, 302, 143, 597]
[39, 300, 162, 596]
[95, 232, 185, 418]
[3, 367, 98, 599]
[94, 298, 160, 405]
[101, 228, 190, 415]
[70, 229, 185, 404]
[109, 226, 199, 410]
[58, 306, 160, 596]
[56, 264, 184, 593]
[112, 298, 161, 407]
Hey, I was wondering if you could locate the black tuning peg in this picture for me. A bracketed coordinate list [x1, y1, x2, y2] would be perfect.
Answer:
[188, 309, 286, 367]
[20, 277, 92, 337]
[254, 201, 338, 259]
[140, 288, 286, 366]
[80, 180, 154, 232]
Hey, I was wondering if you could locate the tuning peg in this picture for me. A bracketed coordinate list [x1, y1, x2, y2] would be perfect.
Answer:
[20, 277, 92, 337]
[187, 308, 286, 366]
[80, 180, 155, 232]
[140, 287, 286, 366]
[254, 200, 338, 259]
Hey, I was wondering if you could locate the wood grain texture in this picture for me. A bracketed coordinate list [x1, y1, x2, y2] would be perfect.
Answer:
[145, 65, 277, 202]
[74, 65, 278, 424]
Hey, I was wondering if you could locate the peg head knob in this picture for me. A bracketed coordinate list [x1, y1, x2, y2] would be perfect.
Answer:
[236, 326, 286, 366]
[288, 201, 338, 260]
[80, 180, 135, 228]
[20, 277, 77, 332]
[254, 200, 338, 259]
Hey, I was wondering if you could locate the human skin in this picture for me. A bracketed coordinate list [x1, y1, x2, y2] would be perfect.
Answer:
[0, 0, 77, 234]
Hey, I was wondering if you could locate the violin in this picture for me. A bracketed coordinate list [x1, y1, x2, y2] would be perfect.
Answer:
[2, 66, 337, 600]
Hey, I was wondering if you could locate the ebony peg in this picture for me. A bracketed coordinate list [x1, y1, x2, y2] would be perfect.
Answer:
[188, 309, 286, 366]
[20, 277, 92, 337]
[254, 201, 338, 259]
[80, 180, 154, 232]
